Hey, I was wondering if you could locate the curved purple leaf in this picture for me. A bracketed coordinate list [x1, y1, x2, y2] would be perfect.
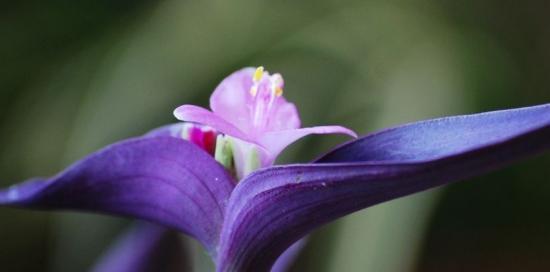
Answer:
[91, 223, 189, 272]
[0, 137, 235, 254]
[217, 104, 550, 271]
[317, 103, 550, 163]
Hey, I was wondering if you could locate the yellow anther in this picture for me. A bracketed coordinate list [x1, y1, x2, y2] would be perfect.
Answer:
[275, 87, 283, 97]
[253, 66, 264, 82]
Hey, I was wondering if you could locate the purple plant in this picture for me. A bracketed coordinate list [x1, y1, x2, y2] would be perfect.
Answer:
[1, 67, 549, 272]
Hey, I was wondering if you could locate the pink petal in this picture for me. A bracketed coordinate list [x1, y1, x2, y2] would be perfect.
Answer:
[209, 68, 256, 133]
[209, 67, 302, 134]
[173, 105, 254, 143]
[259, 126, 358, 159]
[266, 101, 301, 131]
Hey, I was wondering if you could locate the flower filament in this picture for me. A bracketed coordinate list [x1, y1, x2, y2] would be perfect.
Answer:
[249, 66, 285, 131]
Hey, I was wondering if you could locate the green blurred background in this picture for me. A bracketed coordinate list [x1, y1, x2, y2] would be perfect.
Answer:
[1, 1, 549, 271]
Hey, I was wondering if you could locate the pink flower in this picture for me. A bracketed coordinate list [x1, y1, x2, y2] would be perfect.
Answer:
[174, 67, 356, 178]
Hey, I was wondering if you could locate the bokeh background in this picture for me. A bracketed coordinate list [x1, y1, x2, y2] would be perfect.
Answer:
[1, 1, 550, 271]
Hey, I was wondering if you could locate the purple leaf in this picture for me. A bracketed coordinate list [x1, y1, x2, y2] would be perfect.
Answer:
[0, 137, 235, 254]
[217, 104, 550, 271]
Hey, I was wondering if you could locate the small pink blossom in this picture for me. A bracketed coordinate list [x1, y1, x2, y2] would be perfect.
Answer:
[174, 67, 356, 178]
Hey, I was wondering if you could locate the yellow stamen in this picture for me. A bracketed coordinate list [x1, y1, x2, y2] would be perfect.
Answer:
[253, 66, 264, 82]
[275, 87, 283, 97]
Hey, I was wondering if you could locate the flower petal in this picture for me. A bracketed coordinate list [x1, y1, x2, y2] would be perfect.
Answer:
[259, 126, 358, 163]
[91, 223, 189, 272]
[0, 137, 235, 254]
[267, 102, 301, 131]
[216, 104, 550, 271]
[209, 67, 301, 134]
[209, 67, 256, 133]
[174, 104, 254, 143]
